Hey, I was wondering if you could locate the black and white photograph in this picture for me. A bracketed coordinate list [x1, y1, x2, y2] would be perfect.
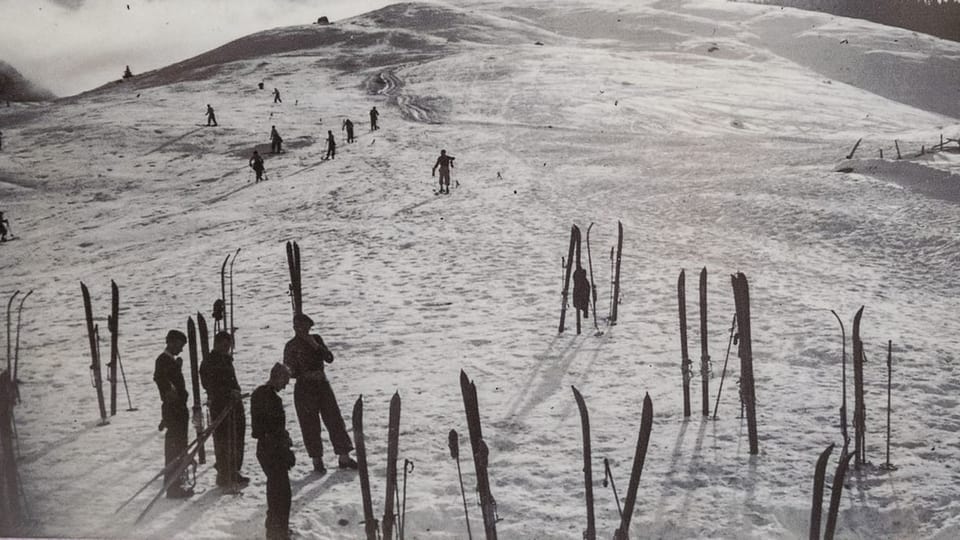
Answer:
[1, 0, 959, 538]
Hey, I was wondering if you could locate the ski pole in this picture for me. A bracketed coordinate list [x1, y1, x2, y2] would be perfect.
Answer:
[602, 457, 623, 519]
[400, 459, 413, 540]
[711, 313, 737, 419]
[882, 340, 896, 471]
[115, 349, 136, 411]
[448, 429, 473, 540]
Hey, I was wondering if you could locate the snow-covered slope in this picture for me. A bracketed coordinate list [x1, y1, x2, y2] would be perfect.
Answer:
[2, 0, 960, 538]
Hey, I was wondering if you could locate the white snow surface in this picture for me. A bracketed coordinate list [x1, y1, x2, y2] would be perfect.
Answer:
[2, 0, 960, 538]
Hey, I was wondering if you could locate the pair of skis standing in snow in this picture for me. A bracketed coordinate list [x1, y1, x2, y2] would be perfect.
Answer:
[559, 222, 622, 335]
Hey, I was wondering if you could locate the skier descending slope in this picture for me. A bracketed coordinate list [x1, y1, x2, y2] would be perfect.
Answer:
[249, 150, 266, 183]
[432, 149, 456, 194]
[283, 313, 358, 474]
[205, 104, 217, 127]
[152, 330, 194, 499]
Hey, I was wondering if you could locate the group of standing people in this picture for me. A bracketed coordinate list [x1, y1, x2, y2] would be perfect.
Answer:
[153, 312, 356, 540]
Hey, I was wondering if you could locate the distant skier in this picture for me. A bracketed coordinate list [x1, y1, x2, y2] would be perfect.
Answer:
[342, 119, 354, 143]
[206, 104, 218, 127]
[200, 331, 249, 488]
[283, 313, 357, 474]
[324, 130, 336, 160]
[0, 212, 8, 242]
[432, 149, 455, 194]
[153, 330, 194, 499]
[249, 150, 265, 183]
[270, 126, 283, 154]
[0, 130, 4, 150]
[273, 88, 282, 104]
[369, 106, 379, 131]
[252, 363, 295, 540]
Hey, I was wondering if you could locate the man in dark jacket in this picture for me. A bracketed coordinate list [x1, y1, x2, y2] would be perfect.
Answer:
[342, 119, 354, 143]
[153, 330, 194, 499]
[369, 106, 379, 131]
[250, 150, 265, 183]
[200, 331, 248, 488]
[432, 149, 455, 194]
[324, 130, 336, 160]
[206, 104, 218, 126]
[270, 126, 283, 154]
[252, 363, 295, 540]
[283, 313, 356, 474]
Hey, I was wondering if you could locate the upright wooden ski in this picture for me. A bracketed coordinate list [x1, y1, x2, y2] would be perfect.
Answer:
[852, 306, 866, 467]
[678, 270, 691, 417]
[610, 221, 623, 325]
[571, 386, 595, 540]
[699, 267, 710, 416]
[585, 223, 600, 333]
[80, 283, 108, 425]
[6, 290, 19, 374]
[353, 396, 379, 540]
[286, 241, 302, 317]
[823, 446, 856, 540]
[558, 226, 577, 334]
[731, 273, 758, 454]
[809, 444, 835, 540]
[382, 392, 401, 540]
[108, 280, 119, 416]
[613, 393, 653, 540]
[460, 370, 498, 540]
[187, 317, 206, 464]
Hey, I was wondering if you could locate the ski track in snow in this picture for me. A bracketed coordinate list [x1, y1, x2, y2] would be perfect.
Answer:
[2, 0, 960, 538]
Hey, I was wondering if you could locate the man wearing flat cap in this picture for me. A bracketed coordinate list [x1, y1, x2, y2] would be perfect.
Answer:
[283, 313, 356, 474]
[153, 329, 194, 499]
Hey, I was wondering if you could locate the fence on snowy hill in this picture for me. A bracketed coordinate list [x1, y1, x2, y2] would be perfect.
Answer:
[844, 132, 960, 160]
[0, 369, 23, 534]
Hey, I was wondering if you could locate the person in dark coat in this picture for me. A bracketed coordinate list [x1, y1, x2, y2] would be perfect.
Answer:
[341, 119, 354, 143]
[206, 104, 218, 126]
[283, 313, 356, 473]
[324, 131, 336, 160]
[249, 150, 266, 183]
[270, 126, 283, 154]
[153, 330, 194, 499]
[252, 363, 295, 540]
[273, 88, 282, 104]
[369, 107, 379, 131]
[200, 331, 249, 488]
[0, 212, 9, 242]
[432, 149, 455, 194]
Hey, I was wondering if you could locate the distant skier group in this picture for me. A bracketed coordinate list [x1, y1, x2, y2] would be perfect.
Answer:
[197, 82, 459, 204]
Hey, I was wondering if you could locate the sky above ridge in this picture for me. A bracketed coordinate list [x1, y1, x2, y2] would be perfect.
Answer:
[0, 0, 395, 97]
